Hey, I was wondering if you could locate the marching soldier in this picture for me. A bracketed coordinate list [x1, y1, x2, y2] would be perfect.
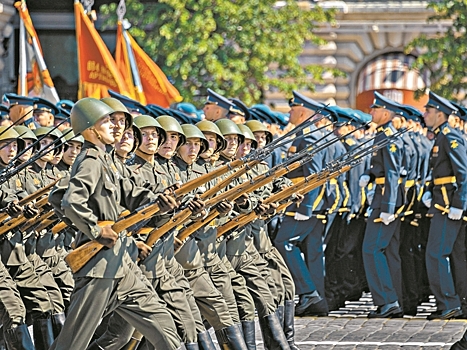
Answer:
[128, 114, 212, 349]
[422, 92, 467, 320]
[324, 109, 370, 309]
[156, 116, 250, 349]
[0, 126, 57, 349]
[359, 91, 406, 318]
[245, 119, 301, 349]
[216, 119, 290, 349]
[193, 120, 259, 348]
[49, 98, 181, 350]
[274, 91, 329, 317]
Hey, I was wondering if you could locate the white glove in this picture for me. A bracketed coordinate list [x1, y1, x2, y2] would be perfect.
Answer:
[448, 207, 464, 221]
[379, 212, 395, 225]
[359, 175, 370, 188]
[421, 191, 432, 208]
[294, 212, 310, 221]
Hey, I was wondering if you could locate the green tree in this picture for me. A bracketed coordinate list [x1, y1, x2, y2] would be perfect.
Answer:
[406, 0, 465, 100]
[100, 0, 343, 105]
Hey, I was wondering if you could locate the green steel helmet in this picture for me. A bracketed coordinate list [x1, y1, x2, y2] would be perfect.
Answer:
[133, 115, 167, 146]
[0, 127, 24, 152]
[14, 125, 37, 152]
[33, 127, 63, 141]
[215, 119, 245, 144]
[100, 97, 133, 130]
[156, 115, 186, 148]
[33, 127, 64, 155]
[195, 119, 226, 153]
[61, 127, 85, 144]
[14, 125, 37, 141]
[237, 124, 258, 149]
[181, 124, 209, 155]
[245, 120, 273, 145]
[70, 97, 114, 134]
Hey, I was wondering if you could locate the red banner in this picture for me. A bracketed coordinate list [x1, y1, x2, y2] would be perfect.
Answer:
[74, 1, 129, 99]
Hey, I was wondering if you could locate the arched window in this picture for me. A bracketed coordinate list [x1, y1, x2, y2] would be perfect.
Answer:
[355, 53, 429, 112]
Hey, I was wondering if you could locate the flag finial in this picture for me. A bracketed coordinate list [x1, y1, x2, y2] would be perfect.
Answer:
[117, 0, 126, 22]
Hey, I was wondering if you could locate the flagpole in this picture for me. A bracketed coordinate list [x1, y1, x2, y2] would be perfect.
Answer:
[18, 18, 27, 96]
[122, 22, 145, 102]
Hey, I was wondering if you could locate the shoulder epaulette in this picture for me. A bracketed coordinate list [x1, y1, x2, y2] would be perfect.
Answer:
[345, 138, 356, 146]
[442, 127, 451, 135]
[384, 128, 394, 137]
[303, 127, 311, 135]
[85, 148, 99, 159]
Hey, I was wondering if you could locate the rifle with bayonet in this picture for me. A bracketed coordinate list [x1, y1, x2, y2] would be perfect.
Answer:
[164, 125, 355, 243]
[63, 107, 329, 273]
[0, 122, 71, 183]
[192, 130, 400, 239]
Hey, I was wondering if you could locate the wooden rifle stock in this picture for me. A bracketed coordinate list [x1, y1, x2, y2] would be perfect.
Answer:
[171, 158, 245, 198]
[51, 221, 68, 234]
[0, 196, 52, 236]
[153, 160, 301, 244]
[21, 211, 56, 233]
[177, 210, 220, 241]
[65, 202, 162, 274]
[65, 161, 248, 273]
[216, 165, 351, 237]
[141, 160, 260, 248]
[0, 179, 58, 222]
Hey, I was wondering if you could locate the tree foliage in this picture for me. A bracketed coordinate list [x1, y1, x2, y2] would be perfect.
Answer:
[99, 0, 342, 105]
[406, 0, 467, 100]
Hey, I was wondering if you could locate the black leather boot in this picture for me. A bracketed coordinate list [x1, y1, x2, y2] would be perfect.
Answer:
[241, 320, 256, 350]
[284, 300, 300, 350]
[33, 317, 54, 350]
[3, 324, 34, 350]
[451, 330, 467, 350]
[215, 324, 248, 350]
[259, 313, 290, 350]
[51, 312, 66, 338]
[276, 305, 285, 328]
[197, 330, 216, 350]
[0, 326, 6, 350]
[185, 342, 200, 350]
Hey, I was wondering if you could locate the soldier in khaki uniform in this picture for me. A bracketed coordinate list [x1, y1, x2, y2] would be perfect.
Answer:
[126, 115, 207, 349]
[173, 123, 249, 349]
[29, 127, 74, 313]
[216, 119, 290, 349]
[0, 258, 35, 349]
[0, 126, 57, 349]
[192, 120, 259, 348]
[49, 98, 181, 350]
[245, 120, 300, 350]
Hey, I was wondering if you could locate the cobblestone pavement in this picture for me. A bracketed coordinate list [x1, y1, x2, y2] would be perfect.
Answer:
[209, 292, 467, 349]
